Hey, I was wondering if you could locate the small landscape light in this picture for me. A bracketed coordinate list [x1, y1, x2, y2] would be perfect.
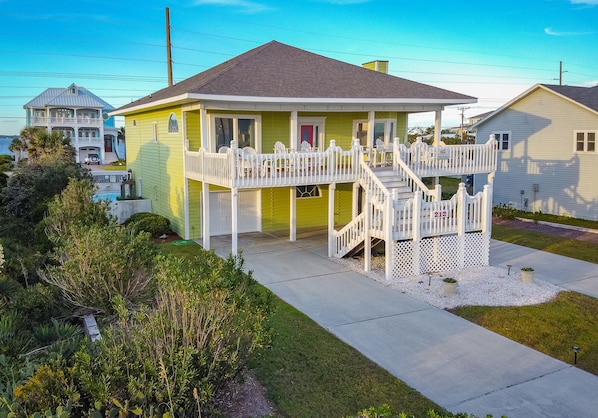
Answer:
[573, 346, 580, 364]
[507, 265, 512, 275]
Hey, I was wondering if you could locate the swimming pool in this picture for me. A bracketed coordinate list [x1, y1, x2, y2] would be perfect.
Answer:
[94, 192, 121, 202]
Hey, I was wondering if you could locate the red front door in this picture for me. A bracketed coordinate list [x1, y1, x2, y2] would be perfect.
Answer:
[300, 125, 314, 146]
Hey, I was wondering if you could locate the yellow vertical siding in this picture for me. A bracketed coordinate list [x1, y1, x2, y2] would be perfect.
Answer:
[125, 106, 186, 237]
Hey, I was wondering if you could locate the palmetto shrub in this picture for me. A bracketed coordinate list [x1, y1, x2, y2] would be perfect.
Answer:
[73, 253, 273, 416]
[40, 224, 157, 314]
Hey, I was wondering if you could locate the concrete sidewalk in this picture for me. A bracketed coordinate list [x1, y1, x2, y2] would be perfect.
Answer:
[206, 231, 598, 417]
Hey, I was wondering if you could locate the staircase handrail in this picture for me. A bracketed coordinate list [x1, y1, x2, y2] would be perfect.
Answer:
[393, 139, 439, 202]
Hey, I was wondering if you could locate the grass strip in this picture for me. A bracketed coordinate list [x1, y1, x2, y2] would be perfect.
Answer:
[492, 224, 598, 264]
[451, 292, 598, 376]
[250, 298, 443, 418]
[159, 241, 444, 417]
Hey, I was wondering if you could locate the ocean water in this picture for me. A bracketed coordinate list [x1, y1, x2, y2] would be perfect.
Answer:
[0, 136, 15, 156]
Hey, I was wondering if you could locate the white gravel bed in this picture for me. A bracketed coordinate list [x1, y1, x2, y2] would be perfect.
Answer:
[335, 256, 563, 309]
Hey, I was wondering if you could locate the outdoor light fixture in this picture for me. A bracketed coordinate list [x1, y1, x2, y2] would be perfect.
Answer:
[507, 265, 512, 275]
[573, 346, 580, 364]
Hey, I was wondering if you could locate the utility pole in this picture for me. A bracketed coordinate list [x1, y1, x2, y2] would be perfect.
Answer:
[166, 7, 173, 87]
[559, 61, 568, 86]
[457, 106, 470, 143]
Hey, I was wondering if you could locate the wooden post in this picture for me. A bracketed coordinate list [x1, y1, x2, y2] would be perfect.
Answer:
[457, 182, 466, 269]
[290, 187, 296, 242]
[202, 182, 210, 250]
[328, 183, 336, 257]
[364, 189, 372, 273]
[385, 190, 395, 281]
[412, 190, 422, 275]
[231, 188, 238, 256]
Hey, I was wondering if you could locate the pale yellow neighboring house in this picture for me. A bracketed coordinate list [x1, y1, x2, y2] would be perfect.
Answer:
[472, 84, 598, 221]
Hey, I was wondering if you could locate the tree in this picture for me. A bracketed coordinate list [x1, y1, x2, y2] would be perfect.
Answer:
[27, 130, 75, 163]
[8, 137, 25, 162]
[43, 178, 114, 244]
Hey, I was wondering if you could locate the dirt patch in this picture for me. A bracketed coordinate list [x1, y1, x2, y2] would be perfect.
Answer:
[493, 217, 598, 244]
[150, 232, 183, 244]
[214, 370, 278, 418]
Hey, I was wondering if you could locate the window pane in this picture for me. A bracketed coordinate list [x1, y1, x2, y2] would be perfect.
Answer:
[576, 132, 585, 151]
[168, 114, 179, 133]
[502, 133, 509, 150]
[374, 122, 385, 144]
[216, 117, 233, 149]
[357, 122, 368, 147]
[238, 119, 254, 148]
[588, 132, 596, 152]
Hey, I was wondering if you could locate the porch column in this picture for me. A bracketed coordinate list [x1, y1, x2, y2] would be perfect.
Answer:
[364, 190, 372, 273]
[290, 111, 298, 151]
[200, 106, 208, 150]
[184, 178, 190, 239]
[352, 182, 360, 219]
[328, 183, 336, 257]
[368, 111, 375, 149]
[434, 110, 442, 186]
[202, 182, 210, 250]
[433, 110, 442, 147]
[482, 184, 492, 234]
[290, 187, 296, 242]
[385, 190, 395, 281]
[412, 191, 422, 275]
[457, 183, 467, 269]
[231, 187, 238, 256]
[182, 111, 190, 240]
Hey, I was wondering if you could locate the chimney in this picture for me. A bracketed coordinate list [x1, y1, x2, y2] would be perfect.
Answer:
[362, 60, 389, 74]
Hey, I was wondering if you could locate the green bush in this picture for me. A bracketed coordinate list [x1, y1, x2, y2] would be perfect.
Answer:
[72, 253, 272, 416]
[41, 224, 157, 314]
[126, 212, 171, 237]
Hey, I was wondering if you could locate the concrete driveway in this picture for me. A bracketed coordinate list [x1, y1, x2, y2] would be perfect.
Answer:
[204, 230, 598, 417]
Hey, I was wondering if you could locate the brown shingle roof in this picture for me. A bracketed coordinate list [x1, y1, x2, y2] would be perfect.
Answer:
[114, 40, 475, 113]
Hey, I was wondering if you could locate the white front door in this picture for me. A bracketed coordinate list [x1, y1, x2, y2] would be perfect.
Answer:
[209, 190, 261, 236]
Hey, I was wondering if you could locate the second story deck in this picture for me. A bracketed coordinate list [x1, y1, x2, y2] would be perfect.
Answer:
[184, 137, 498, 189]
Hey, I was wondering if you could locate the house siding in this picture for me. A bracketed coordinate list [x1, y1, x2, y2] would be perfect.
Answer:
[476, 88, 598, 220]
[126, 107, 408, 237]
[125, 106, 187, 236]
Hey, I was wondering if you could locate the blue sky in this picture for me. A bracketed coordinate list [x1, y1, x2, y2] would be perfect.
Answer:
[1, 0, 597, 135]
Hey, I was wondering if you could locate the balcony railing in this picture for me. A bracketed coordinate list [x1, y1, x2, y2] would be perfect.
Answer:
[184, 136, 498, 189]
[31, 116, 103, 126]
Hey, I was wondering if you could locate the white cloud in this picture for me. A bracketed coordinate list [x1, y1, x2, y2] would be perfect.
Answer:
[193, 0, 273, 13]
[544, 27, 594, 36]
[569, 0, 598, 5]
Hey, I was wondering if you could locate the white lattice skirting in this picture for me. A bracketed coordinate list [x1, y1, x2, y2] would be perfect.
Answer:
[392, 232, 490, 278]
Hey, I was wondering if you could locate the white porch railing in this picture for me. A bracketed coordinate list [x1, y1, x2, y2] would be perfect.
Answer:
[185, 139, 360, 188]
[397, 137, 498, 177]
[393, 183, 490, 241]
[185, 135, 498, 189]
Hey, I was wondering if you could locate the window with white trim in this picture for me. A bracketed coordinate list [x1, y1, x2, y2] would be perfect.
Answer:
[211, 114, 260, 152]
[493, 131, 510, 150]
[168, 113, 179, 133]
[574, 131, 597, 153]
[352, 119, 395, 147]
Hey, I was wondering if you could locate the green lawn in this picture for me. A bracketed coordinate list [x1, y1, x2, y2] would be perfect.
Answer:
[492, 224, 598, 264]
[158, 210, 598, 416]
[159, 241, 445, 417]
[449, 215, 598, 377]
[451, 292, 598, 376]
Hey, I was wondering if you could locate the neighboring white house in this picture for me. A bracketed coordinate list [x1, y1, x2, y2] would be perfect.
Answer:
[472, 83, 598, 221]
[23, 83, 121, 164]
